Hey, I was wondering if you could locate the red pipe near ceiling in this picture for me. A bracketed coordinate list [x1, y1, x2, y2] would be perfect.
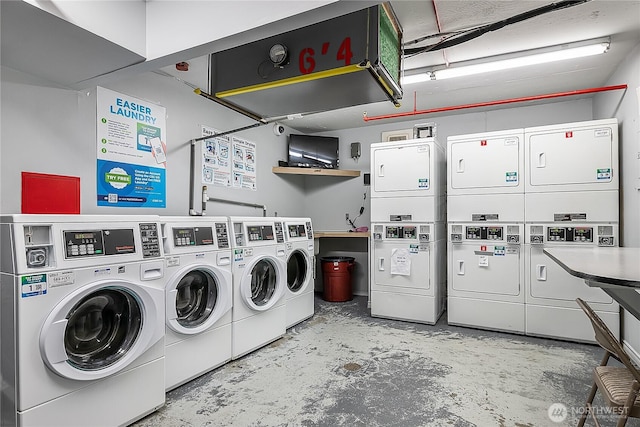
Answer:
[363, 84, 627, 122]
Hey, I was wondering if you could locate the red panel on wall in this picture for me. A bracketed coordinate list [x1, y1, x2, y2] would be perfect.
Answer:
[22, 172, 80, 214]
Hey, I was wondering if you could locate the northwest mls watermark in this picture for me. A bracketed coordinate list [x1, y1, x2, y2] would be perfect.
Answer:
[548, 402, 627, 423]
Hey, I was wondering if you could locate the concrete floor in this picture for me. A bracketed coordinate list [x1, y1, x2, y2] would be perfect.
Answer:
[133, 295, 640, 426]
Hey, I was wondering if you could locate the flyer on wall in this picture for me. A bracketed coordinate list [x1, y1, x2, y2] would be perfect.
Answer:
[96, 87, 167, 208]
[232, 136, 257, 191]
[201, 126, 256, 191]
[201, 125, 232, 187]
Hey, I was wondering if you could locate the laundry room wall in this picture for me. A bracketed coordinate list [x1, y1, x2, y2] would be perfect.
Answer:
[594, 41, 640, 248]
[3, 61, 636, 300]
[0, 67, 306, 218]
[309, 98, 594, 296]
[593, 41, 640, 363]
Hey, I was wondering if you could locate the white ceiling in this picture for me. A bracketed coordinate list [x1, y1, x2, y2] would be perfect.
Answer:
[158, 0, 640, 133]
[3, 1, 639, 134]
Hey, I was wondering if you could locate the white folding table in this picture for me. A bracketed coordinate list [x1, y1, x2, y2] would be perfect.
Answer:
[544, 247, 640, 319]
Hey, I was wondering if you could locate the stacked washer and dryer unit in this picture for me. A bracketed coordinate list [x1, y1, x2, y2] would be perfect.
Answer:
[160, 216, 233, 391]
[1, 215, 166, 427]
[447, 118, 619, 342]
[370, 137, 446, 324]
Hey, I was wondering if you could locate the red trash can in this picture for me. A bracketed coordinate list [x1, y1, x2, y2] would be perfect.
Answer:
[321, 256, 355, 302]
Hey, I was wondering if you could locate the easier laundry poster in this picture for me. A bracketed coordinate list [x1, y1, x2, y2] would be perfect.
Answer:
[96, 87, 167, 207]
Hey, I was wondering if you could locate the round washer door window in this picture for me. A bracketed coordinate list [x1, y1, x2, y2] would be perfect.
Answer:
[64, 288, 141, 371]
[40, 279, 164, 381]
[240, 255, 285, 312]
[175, 269, 218, 328]
[287, 250, 308, 293]
[250, 259, 278, 306]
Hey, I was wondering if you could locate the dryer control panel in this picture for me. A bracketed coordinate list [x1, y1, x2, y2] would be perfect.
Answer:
[466, 226, 503, 241]
[386, 225, 417, 239]
[547, 226, 592, 242]
[528, 224, 615, 246]
[450, 223, 521, 244]
[373, 224, 432, 242]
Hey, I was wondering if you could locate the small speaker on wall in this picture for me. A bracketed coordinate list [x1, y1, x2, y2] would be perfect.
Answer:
[363, 173, 370, 186]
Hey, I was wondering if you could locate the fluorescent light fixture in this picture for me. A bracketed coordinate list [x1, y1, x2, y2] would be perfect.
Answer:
[401, 39, 610, 84]
[402, 72, 434, 85]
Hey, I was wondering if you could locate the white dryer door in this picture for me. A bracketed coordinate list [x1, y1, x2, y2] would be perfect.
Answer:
[373, 241, 432, 294]
[450, 244, 522, 297]
[449, 135, 521, 190]
[39, 280, 163, 381]
[166, 264, 232, 334]
[286, 249, 312, 295]
[373, 144, 431, 195]
[240, 255, 286, 311]
[528, 245, 614, 304]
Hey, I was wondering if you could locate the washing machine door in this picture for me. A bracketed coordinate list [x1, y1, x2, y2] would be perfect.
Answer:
[240, 255, 286, 311]
[287, 249, 311, 294]
[166, 264, 232, 334]
[39, 280, 163, 381]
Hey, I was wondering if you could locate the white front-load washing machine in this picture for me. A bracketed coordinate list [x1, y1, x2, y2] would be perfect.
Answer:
[229, 217, 287, 359]
[281, 217, 315, 328]
[0, 215, 166, 427]
[161, 216, 233, 391]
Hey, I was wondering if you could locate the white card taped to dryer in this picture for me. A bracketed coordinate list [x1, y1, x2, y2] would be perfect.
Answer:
[478, 255, 489, 267]
[391, 248, 411, 276]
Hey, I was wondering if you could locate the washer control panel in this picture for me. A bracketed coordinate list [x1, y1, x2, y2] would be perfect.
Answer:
[140, 223, 161, 258]
[247, 225, 275, 242]
[274, 221, 285, 243]
[63, 223, 160, 259]
[287, 224, 307, 239]
[172, 226, 214, 247]
[215, 223, 229, 249]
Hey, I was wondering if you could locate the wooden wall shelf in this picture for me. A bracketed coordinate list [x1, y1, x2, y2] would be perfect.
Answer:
[272, 166, 360, 177]
[315, 231, 370, 238]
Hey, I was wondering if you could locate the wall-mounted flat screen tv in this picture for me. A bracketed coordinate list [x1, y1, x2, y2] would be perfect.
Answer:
[288, 134, 339, 169]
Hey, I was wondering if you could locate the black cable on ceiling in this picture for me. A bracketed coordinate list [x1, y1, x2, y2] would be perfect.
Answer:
[403, 0, 591, 57]
[404, 29, 465, 46]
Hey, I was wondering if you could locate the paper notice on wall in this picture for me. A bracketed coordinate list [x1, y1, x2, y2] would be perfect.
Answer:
[478, 255, 489, 267]
[232, 136, 257, 191]
[201, 125, 232, 188]
[96, 87, 166, 208]
[390, 248, 411, 276]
